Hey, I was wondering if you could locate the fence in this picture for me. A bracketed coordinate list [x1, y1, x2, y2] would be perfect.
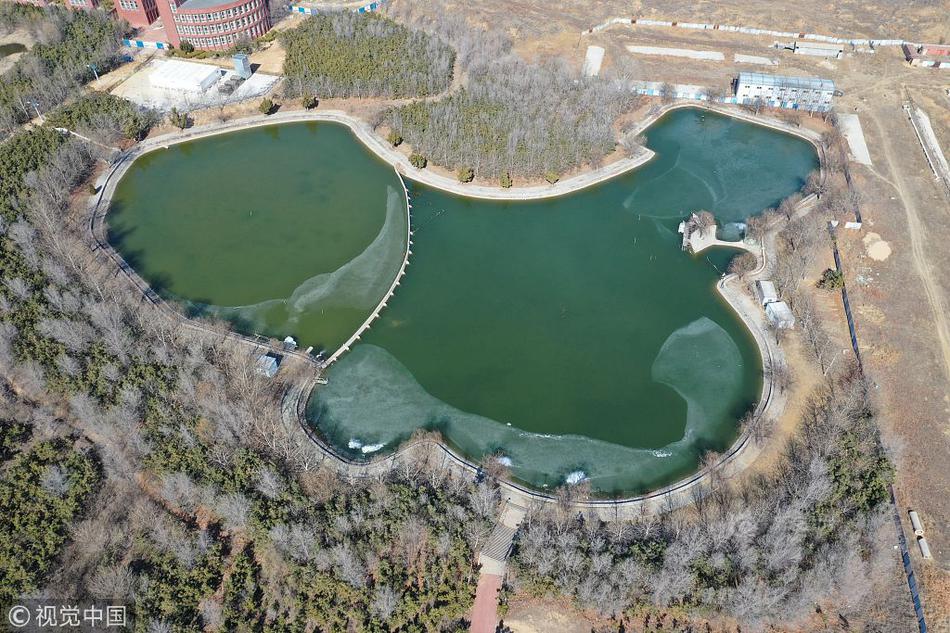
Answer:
[289, 0, 385, 15]
[585, 16, 917, 48]
[122, 38, 167, 50]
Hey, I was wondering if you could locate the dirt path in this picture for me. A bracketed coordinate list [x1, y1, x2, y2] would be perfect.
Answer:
[864, 104, 950, 386]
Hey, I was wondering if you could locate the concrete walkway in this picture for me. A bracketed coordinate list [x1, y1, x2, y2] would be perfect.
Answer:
[686, 228, 757, 254]
[470, 502, 526, 632]
[135, 109, 657, 201]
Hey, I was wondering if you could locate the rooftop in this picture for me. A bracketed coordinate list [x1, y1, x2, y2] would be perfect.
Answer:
[149, 58, 222, 91]
[179, 0, 240, 11]
[738, 72, 835, 92]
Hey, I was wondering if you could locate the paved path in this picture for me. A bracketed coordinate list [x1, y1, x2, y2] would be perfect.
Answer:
[470, 574, 503, 633]
[136, 109, 657, 201]
[470, 503, 526, 632]
[687, 228, 756, 254]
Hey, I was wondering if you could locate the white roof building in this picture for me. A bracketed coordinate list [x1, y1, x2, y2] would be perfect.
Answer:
[735, 72, 836, 112]
[755, 280, 779, 306]
[765, 301, 796, 329]
[149, 59, 223, 93]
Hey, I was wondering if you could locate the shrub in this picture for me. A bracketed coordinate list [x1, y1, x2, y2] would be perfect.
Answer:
[816, 268, 845, 290]
[500, 172, 512, 188]
[168, 107, 190, 130]
[457, 167, 474, 183]
[544, 171, 559, 185]
[387, 130, 403, 147]
[409, 153, 427, 169]
[302, 94, 318, 110]
[259, 98, 275, 115]
[180, 40, 195, 53]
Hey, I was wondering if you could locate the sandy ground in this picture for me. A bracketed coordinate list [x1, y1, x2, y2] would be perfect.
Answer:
[398, 0, 949, 49]
[831, 80, 950, 622]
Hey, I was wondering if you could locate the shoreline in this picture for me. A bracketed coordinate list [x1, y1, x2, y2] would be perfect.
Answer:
[89, 102, 824, 512]
[136, 100, 821, 201]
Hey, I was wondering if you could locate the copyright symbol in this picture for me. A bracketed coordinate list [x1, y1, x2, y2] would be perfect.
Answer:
[7, 605, 30, 627]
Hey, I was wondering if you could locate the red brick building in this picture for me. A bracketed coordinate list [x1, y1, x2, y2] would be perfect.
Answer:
[16, 0, 272, 51]
[148, 0, 269, 50]
[115, 0, 161, 29]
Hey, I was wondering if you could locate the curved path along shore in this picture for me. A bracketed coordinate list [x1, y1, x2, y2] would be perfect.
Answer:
[89, 103, 823, 518]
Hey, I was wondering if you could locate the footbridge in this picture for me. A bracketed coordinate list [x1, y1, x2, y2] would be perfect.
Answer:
[321, 169, 413, 367]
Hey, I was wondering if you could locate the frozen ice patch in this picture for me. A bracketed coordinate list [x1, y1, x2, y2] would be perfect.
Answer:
[565, 470, 588, 484]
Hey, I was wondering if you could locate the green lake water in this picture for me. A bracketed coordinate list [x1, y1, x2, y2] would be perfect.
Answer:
[108, 109, 817, 495]
[108, 122, 408, 354]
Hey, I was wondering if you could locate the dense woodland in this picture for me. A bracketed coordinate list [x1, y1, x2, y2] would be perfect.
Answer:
[382, 10, 640, 180]
[0, 4, 125, 137]
[0, 106, 494, 629]
[281, 12, 454, 99]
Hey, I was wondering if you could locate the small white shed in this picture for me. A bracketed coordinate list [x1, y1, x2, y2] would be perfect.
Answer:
[256, 353, 280, 378]
[765, 301, 795, 329]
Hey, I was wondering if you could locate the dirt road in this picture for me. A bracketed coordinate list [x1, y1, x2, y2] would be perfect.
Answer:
[864, 102, 950, 394]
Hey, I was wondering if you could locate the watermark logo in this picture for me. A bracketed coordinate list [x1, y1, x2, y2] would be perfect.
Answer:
[5, 602, 127, 631]
[7, 605, 30, 628]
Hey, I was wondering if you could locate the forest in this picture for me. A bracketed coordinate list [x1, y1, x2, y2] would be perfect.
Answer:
[46, 92, 156, 143]
[382, 10, 640, 181]
[0, 4, 124, 137]
[281, 12, 454, 99]
[0, 104, 914, 632]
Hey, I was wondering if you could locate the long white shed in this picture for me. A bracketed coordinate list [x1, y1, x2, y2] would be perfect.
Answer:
[149, 59, 223, 93]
